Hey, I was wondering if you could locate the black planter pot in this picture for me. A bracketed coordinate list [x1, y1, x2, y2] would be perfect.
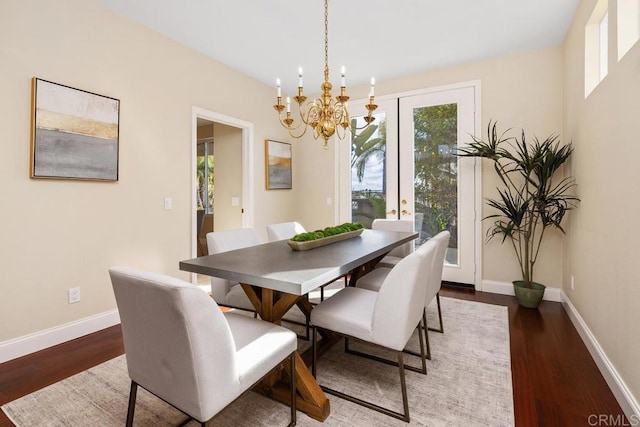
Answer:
[513, 281, 546, 308]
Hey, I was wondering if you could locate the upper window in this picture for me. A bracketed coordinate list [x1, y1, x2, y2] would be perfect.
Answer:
[618, 0, 640, 60]
[600, 12, 609, 79]
[585, 0, 610, 97]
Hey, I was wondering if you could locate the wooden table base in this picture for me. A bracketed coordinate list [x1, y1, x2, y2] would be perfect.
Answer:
[241, 284, 330, 422]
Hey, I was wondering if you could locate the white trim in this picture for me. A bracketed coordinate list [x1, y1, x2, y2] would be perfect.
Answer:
[561, 291, 640, 421]
[0, 310, 120, 364]
[375, 79, 483, 103]
[191, 107, 255, 282]
[482, 280, 562, 302]
[473, 83, 483, 291]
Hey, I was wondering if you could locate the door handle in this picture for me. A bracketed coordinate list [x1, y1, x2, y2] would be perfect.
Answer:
[386, 209, 397, 215]
[402, 210, 412, 216]
[401, 199, 407, 205]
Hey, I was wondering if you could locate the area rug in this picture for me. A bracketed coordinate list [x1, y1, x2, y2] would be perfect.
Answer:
[2, 297, 514, 426]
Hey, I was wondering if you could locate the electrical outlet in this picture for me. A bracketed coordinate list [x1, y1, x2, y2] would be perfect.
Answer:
[69, 287, 80, 304]
[570, 275, 575, 290]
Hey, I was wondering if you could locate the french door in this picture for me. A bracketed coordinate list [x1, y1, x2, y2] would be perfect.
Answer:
[340, 83, 478, 286]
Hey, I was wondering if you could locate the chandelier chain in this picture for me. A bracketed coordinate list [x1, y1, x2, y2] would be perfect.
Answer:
[324, 0, 329, 82]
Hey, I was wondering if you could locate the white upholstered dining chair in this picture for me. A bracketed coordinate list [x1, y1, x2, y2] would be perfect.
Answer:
[109, 266, 297, 427]
[211, 227, 310, 337]
[309, 243, 436, 422]
[356, 231, 450, 362]
[371, 219, 414, 268]
[266, 221, 306, 242]
[206, 228, 262, 311]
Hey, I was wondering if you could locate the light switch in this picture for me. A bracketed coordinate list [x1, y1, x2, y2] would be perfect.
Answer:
[164, 197, 172, 210]
[231, 197, 239, 207]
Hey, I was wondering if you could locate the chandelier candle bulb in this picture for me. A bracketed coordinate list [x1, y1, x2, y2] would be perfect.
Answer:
[369, 77, 375, 98]
[298, 67, 303, 87]
[286, 96, 291, 113]
[341, 66, 346, 87]
[276, 78, 281, 97]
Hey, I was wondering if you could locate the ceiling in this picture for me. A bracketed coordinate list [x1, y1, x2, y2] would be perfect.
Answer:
[97, 0, 579, 95]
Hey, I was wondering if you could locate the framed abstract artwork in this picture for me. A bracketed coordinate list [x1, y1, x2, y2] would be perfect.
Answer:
[265, 139, 292, 190]
[30, 78, 120, 181]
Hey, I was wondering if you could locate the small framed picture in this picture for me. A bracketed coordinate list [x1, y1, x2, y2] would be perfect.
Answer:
[265, 139, 292, 190]
[30, 78, 120, 181]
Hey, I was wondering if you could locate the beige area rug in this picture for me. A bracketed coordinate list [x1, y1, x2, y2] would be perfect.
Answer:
[2, 297, 514, 426]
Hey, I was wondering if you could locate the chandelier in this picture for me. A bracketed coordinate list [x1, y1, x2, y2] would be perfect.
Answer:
[273, 0, 377, 149]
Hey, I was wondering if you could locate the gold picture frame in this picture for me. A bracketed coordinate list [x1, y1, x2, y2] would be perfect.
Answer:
[265, 139, 292, 190]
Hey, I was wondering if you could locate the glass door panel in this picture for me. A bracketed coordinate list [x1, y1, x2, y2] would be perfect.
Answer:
[347, 99, 398, 229]
[399, 86, 476, 284]
[351, 112, 386, 228]
[412, 103, 458, 259]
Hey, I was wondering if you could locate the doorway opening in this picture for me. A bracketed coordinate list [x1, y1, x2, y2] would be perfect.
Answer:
[191, 108, 255, 287]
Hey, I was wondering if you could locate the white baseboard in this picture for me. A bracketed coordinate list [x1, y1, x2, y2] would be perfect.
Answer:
[0, 309, 121, 364]
[481, 280, 562, 302]
[560, 292, 640, 421]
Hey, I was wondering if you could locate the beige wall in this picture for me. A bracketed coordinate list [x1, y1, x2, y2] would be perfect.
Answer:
[297, 47, 565, 286]
[212, 123, 243, 231]
[563, 0, 640, 404]
[0, 0, 297, 342]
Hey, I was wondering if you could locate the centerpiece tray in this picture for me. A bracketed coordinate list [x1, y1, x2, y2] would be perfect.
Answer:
[287, 229, 363, 251]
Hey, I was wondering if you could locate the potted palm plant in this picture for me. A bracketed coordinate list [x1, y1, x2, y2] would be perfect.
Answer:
[457, 122, 579, 308]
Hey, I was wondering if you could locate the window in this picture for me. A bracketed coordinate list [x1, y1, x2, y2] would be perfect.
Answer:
[618, 0, 640, 60]
[600, 12, 609, 78]
[585, 0, 609, 97]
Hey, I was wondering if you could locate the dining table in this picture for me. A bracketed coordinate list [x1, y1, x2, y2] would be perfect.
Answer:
[179, 228, 418, 422]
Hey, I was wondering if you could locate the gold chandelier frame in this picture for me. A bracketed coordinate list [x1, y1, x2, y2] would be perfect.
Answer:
[273, 0, 377, 149]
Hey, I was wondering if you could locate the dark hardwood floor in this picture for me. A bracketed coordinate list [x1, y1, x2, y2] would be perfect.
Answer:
[0, 289, 626, 426]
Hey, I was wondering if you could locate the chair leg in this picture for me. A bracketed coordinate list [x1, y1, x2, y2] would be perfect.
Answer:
[289, 352, 297, 427]
[311, 327, 318, 378]
[428, 293, 444, 333]
[397, 352, 410, 422]
[126, 381, 138, 427]
[417, 315, 427, 373]
[317, 344, 411, 422]
[423, 309, 431, 360]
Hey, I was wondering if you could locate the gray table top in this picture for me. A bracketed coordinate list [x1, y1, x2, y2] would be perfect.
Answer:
[179, 229, 418, 295]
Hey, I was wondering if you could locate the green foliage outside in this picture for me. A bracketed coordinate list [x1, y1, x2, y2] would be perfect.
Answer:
[197, 155, 214, 212]
[351, 118, 387, 228]
[350, 104, 458, 245]
[351, 121, 384, 187]
[413, 103, 458, 244]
